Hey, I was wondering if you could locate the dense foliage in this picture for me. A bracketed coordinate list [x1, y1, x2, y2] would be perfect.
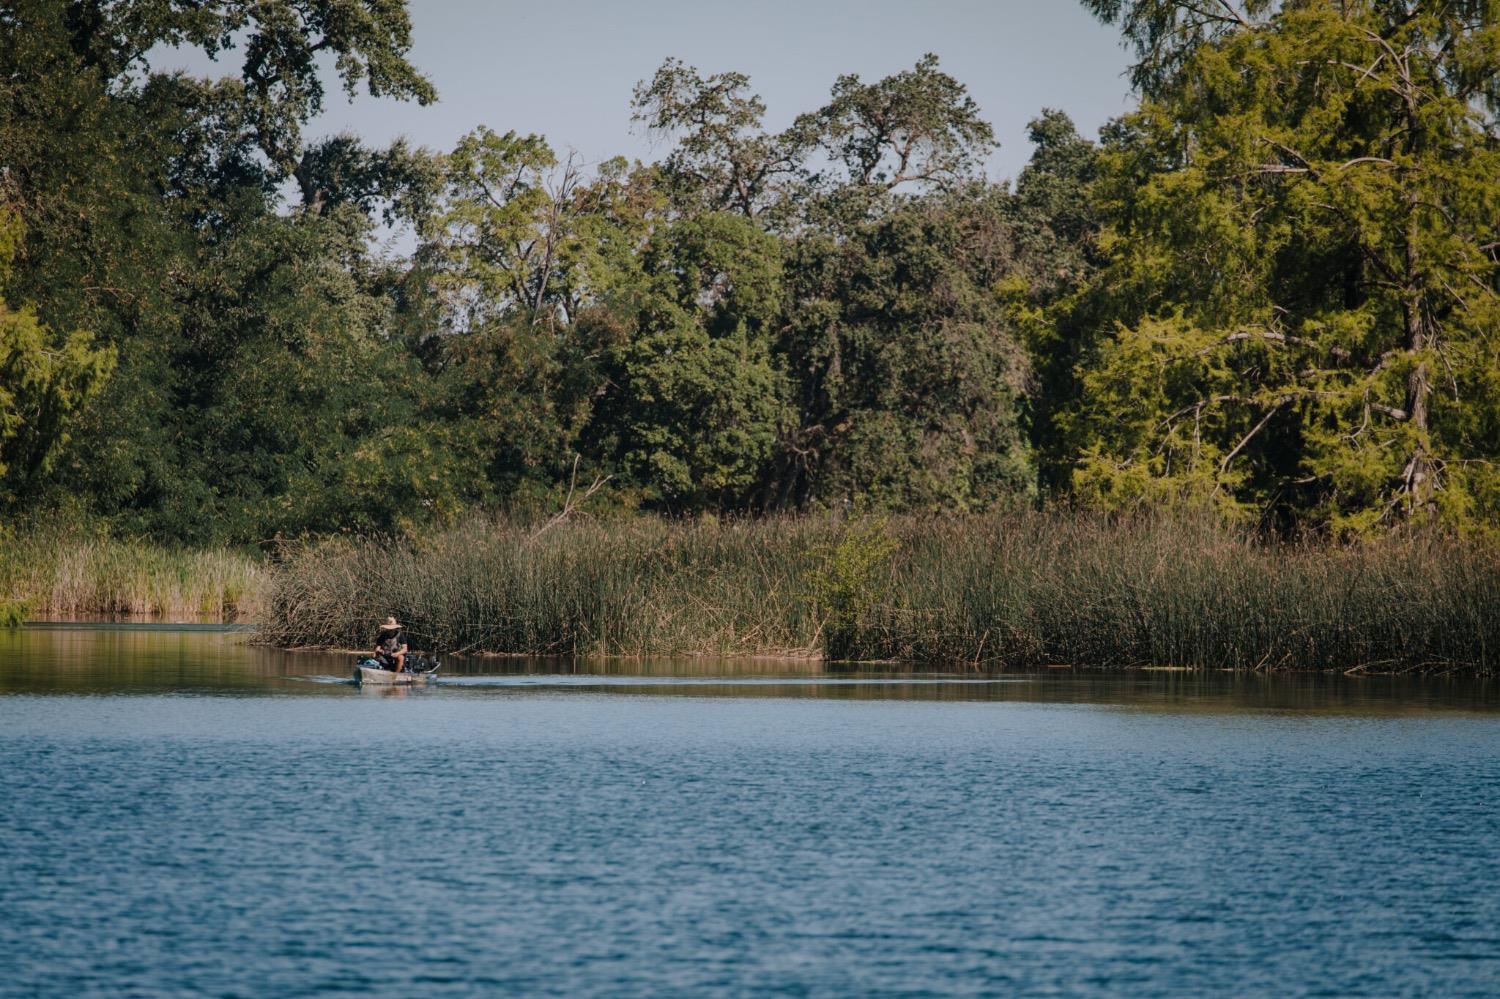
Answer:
[1071, 0, 1500, 531]
[2, 0, 1496, 541]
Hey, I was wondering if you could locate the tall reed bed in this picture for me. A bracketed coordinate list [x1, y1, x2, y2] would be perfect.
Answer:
[846, 516, 1499, 674]
[262, 516, 827, 657]
[261, 513, 1499, 674]
[0, 533, 267, 621]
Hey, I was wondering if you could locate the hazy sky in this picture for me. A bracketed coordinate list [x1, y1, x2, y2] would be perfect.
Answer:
[163, 0, 1135, 185]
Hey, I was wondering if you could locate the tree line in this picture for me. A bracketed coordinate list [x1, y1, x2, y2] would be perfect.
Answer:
[2, 0, 1496, 544]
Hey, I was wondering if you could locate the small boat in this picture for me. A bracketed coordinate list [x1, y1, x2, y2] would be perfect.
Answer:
[353, 656, 441, 686]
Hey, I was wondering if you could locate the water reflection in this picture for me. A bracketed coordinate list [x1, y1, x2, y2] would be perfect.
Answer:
[0, 625, 1495, 713]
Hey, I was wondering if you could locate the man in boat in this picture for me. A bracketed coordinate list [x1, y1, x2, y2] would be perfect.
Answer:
[373, 616, 408, 673]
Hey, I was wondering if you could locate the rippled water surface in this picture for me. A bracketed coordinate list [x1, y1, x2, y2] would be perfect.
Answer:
[2, 627, 1499, 997]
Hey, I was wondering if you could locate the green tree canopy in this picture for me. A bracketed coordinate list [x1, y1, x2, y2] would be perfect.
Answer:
[1070, 0, 1500, 531]
[0, 209, 115, 505]
[1, 0, 443, 541]
[775, 189, 1033, 511]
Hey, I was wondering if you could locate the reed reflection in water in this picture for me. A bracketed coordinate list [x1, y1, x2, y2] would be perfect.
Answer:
[2, 625, 1495, 713]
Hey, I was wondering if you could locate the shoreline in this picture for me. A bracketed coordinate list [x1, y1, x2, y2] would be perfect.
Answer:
[259, 515, 1500, 677]
[261, 637, 1497, 678]
[9, 620, 1496, 677]
[8, 513, 1498, 677]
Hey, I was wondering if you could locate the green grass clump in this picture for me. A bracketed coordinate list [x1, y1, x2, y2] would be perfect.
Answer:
[261, 512, 1500, 674]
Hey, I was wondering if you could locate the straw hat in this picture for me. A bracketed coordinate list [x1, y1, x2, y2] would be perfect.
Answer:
[380, 615, 401, 629]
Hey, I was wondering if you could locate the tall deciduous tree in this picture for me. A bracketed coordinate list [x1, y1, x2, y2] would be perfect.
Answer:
[1, 0, 442, 540]
[633, 56, 1033, 512]
[418, 129, 663, 500]
[793, 53, 996, 194]
[775, 189, 1033, 511]
[631, 58, 807, 221]
[586, 212, 788, 510]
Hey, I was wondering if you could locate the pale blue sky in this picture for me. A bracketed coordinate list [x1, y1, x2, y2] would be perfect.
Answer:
[162, 0, 1134, 184]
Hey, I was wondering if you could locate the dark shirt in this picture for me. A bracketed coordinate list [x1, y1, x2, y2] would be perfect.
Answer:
[375, 628, 406, 654]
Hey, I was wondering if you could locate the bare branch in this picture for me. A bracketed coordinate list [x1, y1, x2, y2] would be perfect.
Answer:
[1220, 397, 1285, 472]
[527, 455, 613, 543]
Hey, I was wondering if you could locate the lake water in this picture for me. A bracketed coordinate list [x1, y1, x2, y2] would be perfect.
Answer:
[2, 627, 1498, 997]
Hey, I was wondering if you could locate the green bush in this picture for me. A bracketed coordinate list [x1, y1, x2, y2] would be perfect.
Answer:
[806, 518, 899, 661]
[0, 598, 30, 627]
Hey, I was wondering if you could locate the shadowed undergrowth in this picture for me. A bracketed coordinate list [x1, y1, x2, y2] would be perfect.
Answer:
[261, 514, 1499, 674]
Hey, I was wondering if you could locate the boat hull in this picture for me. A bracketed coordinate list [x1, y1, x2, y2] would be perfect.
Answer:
[354, 664, 433, 685]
